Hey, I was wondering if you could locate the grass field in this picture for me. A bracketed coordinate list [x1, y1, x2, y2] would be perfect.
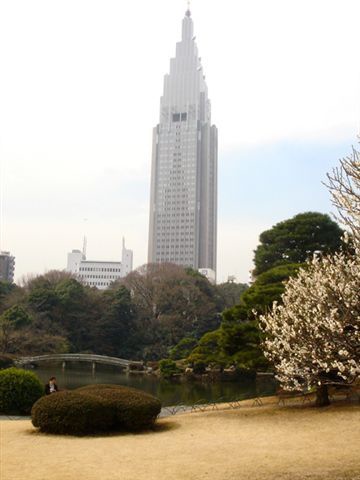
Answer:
[1, 401, 359, 480]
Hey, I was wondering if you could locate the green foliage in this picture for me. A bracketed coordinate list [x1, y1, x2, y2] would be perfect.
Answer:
[169, 337, 198, 360]
[219, 321, 267, 370]
[31, 385, 161, 435]
[120, 263, 223, 360]
[216, 281, 249, 308]
[222, 263, 304, 323]
[253, 212, 343, 276]
[0, 281, 15, 307]
[187, 330, 227, 368]
[192, 359, 207, 374]
[95, 286, 136, 357]
[77, 384, 161, 431]
[55, 278, 86, 307]
[186, 322, 267, 371]
[159, 359, 180, 378]
[0, 367, 44, 414]
[31, 391, 113, 435]
[0, 265, 224, 360]
[1, 305, 32, 328]
[16, 334, 70, 355]
[0, 305, 32, 353]
[28, 282, 58, 312]
[202, 264, 304, 371]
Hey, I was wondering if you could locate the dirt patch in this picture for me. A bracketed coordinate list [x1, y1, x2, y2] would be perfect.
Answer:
[1, 404, 359, 480]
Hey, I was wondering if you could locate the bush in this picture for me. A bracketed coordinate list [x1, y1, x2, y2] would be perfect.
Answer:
[31, 384, 162, 435]
[159, 359, 180, 378]
[192, 360, 207, 375]
[31, 391, 114, 435]
[0, 354, 14, 369]
[77, 384, 161, 431]
[169, 337, 198, 360]
[0, 367, 44, 414]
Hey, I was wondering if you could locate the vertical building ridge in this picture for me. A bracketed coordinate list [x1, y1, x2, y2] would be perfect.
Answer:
[148, 10, 217, 280]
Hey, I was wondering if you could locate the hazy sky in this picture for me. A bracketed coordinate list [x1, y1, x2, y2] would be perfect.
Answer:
[0, 0, 359, 283]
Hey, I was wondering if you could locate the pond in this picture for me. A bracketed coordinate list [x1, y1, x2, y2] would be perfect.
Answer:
[31, 363, 276, 407]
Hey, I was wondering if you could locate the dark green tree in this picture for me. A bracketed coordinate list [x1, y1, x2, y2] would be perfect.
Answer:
[25, 272, 97, 353]
[54, 278, 98, 352]
[93, 286, 136, 357]
[169, 337, 198, 360]
[187, 330, 225, 368]
[222, 263, 303, 323]
[186, 264, 305, 370]
[0, 305, 32, 352]
[216, 281, 248, 308]
[253, 212, 343, 276]
[219, 321, 267, 370]
[119, 263, 222, 360]
[0, 282, 16, 308]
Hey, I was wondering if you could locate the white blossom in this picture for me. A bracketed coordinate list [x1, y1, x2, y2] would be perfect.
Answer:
[259, 244, 360, 391]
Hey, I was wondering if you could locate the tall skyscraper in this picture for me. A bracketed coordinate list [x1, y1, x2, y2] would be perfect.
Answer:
[148, 8, 218, 279]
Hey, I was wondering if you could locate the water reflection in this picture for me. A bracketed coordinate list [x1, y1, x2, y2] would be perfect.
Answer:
[32, 363, 275, 407]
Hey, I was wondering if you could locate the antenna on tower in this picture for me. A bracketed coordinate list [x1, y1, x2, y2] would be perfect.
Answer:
[82, 236, 87, 259]
[82, 217, 88, 259]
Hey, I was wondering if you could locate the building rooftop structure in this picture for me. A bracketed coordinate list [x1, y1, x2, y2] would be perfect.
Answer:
[66, 238, 133, 290]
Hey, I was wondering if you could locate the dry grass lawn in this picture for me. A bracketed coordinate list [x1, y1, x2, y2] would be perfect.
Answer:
[1, 402, 360, 480]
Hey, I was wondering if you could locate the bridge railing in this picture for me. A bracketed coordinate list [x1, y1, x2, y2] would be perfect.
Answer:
[15, 353, 143, 368]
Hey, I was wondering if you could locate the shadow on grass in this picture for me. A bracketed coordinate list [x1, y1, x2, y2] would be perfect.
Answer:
[26, 418, 181, 439]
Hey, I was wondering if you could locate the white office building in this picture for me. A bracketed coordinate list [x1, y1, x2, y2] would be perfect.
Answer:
[0, 251, 15, 283]
[148, 8, 218, 279]
[67, 239, 133, 289]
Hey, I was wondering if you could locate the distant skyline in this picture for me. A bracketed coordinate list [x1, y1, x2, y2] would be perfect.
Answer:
[0, 0, 359, 283]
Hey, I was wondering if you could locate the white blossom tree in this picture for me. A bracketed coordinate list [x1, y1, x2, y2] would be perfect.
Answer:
[260, 248, 360, 406]
[260, 146, 360, 407]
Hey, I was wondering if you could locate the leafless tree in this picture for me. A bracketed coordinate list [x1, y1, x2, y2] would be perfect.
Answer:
[326, 142, 360, 242]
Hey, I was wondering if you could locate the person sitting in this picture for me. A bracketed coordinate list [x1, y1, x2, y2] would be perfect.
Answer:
[45, 376, 59, 395]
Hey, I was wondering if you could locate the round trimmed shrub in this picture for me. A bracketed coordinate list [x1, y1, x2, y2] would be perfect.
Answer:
[31, 391, 114, 435]
[76, 384, 162, 431]
[31, 384, 162, 435]
[0, 367, 44, 414]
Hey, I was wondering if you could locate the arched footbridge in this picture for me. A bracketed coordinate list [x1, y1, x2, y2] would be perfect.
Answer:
[15, 354, 144, 372]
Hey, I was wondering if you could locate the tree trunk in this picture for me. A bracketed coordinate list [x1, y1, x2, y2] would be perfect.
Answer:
[315, 384, 330, 407]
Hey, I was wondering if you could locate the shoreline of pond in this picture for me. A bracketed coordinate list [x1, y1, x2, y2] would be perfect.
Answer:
[22, 364, 276, 407]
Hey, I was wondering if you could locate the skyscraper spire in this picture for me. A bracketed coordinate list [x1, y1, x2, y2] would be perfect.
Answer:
[148, 8, 218, 278]
[186, 0, 191, 17]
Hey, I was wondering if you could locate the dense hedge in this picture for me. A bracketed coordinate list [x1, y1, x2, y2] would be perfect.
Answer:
[77, 384, 162, 431]
[31, 384, 161, 435]
[31, 391, 114, 435]
[0, 367, 44, 414]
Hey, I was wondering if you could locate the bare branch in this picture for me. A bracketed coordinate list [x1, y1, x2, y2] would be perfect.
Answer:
[325, 142, 360, 242]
